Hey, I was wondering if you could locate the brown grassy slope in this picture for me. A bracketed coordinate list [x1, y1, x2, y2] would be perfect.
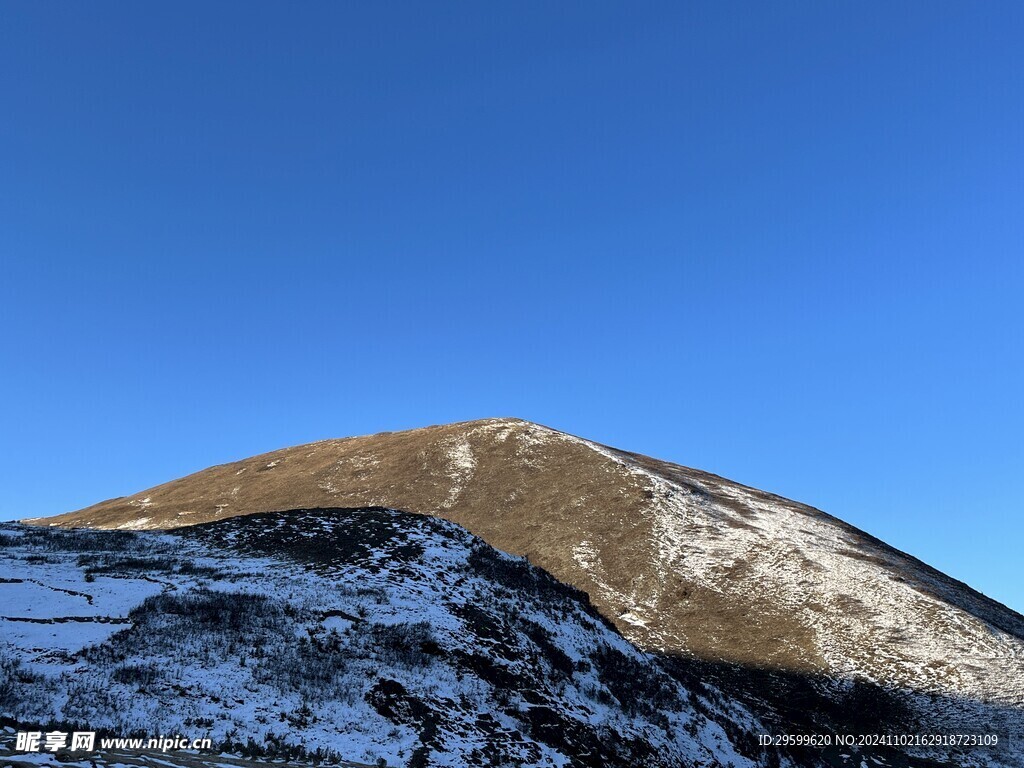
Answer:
[31, 418, 1024, 706]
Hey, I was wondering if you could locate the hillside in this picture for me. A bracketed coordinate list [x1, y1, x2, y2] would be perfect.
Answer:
[27, 417, 1024, 766]
[2, 508, 770, 768]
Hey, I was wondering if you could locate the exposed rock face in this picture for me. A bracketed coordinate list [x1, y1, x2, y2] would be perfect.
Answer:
[32, 418, 1024, 753]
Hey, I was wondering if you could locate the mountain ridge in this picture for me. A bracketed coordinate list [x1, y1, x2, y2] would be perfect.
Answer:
[54, 418, 1020, 633]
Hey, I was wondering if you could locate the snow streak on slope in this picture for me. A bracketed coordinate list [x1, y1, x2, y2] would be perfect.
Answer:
[441, 436, 477, 509]
[0, 511, 768, 768]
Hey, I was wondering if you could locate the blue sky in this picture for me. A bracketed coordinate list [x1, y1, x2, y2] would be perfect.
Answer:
[2, 3, 1021, 611]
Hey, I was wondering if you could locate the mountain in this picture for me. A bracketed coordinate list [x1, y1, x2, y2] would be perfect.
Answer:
[24, 418, 1024, 766]
[2, 509, 768, 768]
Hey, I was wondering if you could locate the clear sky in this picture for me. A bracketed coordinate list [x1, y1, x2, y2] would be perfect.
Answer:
[2, 4, 1021, 611]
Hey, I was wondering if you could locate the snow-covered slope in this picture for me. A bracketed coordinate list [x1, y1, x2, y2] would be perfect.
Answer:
[2, 509, 774, 768]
